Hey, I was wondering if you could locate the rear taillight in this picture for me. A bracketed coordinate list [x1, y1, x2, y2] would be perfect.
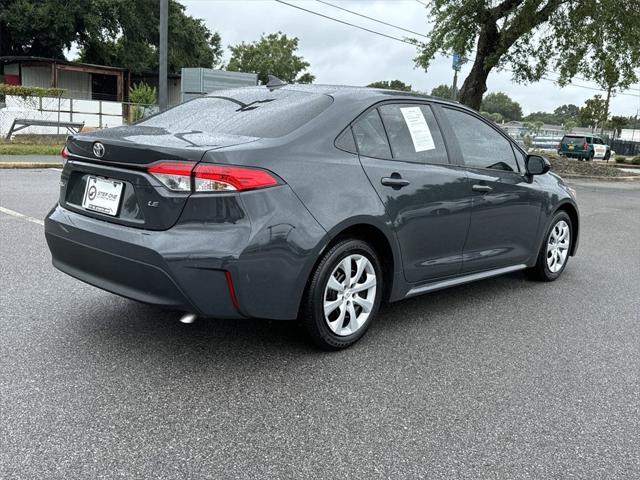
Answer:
[193, 164, 277, 192]
[147, 161, 194, 191]
[60, 146, 69, 159]
[147, 161, 278, 193]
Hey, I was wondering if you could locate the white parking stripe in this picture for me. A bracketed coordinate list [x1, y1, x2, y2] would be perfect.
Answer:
[0, 206, 44, 226]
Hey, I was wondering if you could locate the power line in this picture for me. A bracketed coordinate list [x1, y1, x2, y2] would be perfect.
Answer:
[273, 0, 416, 46]
[315, 0, 427, 38]
[415, 0, 429, 6]
[275, 0, 639, 98]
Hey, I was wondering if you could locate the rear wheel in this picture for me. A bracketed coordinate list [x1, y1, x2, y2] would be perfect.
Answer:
[604, 150, 611, 161]
[300, 239, 383, 350]
[587, 150, 594, 161]
[528, 212, 572, 281]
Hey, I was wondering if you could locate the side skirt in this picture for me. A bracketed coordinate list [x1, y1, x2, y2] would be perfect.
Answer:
[405, 264, 527, 298]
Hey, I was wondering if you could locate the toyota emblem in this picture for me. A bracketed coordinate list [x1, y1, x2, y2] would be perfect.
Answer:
[93, 142, 105, 158]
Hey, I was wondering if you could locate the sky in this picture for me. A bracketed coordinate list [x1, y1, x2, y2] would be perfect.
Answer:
[182, 0, 640, 117]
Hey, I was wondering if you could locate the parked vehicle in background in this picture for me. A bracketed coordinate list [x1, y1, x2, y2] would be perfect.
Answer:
[45, 84, 580, 350]
[558, 134, 611, 160]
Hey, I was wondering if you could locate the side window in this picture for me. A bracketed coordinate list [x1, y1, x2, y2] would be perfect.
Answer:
[378, 104, 448, 164]
[443, 107, 519, 172]
[335, 127, 357, 154]
[351, 109, 392, 159]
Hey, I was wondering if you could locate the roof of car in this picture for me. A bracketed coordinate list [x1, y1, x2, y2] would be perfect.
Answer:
[211, 83, 461, 107]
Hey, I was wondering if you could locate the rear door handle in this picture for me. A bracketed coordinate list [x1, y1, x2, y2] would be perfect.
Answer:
[472, 184, 493, 193]
[381, 176, 410, 188]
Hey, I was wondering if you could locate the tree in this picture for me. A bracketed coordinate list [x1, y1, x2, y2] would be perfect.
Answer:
[0, 1, 93, 57]
[480, 92, 522, 121]
[578, 95, 607, 128]
[430, 84, 454, 99]
[524, 111, 558, 124]
[1, 1, 223, 74]
[226, 32, 314, 85]
[553, 104, 580, 124]
[608, 116, 629, 140]
[79, 1, 223, 73]
[367, 80, 412, 91]
[413, 1, 640, 110]
[563, 121, 577, 133]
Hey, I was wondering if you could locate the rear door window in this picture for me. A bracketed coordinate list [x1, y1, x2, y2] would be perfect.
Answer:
[352, 109, 392, 159]
[378, 104, 449, 164]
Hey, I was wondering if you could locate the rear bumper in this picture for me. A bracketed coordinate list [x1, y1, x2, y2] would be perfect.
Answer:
[45, 184, 328, 320]
[45, 205, 245, 318]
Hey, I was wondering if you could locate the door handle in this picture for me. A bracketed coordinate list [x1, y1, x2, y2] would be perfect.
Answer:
[472, 184, 493, 193]
[381, 176, 410, 188]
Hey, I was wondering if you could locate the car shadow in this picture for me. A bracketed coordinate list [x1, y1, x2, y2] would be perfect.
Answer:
[68, 270, 538, 367]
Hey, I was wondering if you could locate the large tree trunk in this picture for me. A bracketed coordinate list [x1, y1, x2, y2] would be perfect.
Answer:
[459, 23, 500, 110]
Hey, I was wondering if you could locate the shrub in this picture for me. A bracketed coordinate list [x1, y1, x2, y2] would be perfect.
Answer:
[615, 156, 627, 164]
[0, 83, 64, 99]
[632, 156, 640, 165]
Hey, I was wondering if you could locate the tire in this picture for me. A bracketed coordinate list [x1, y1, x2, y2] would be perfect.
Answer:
[587, 150, 594, 161]
[527, 211, 572, 282]
[604, 150, 611, 161]
[300, 239, 383, 350]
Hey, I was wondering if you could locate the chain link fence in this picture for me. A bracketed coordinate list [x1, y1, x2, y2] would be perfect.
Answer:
[0, 94, 155, 138]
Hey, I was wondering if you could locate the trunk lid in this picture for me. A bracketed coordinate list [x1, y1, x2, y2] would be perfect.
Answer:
[61, 127, 258, 230]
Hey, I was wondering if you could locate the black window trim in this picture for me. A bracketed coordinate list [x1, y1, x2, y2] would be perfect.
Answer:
[439, 104, 525, 175]
[336, 99, 453, 166]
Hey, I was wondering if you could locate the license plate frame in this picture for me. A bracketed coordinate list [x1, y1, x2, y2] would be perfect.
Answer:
[82, 176, 124, 217]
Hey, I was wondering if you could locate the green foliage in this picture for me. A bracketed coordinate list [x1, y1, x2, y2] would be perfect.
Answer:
[226, 32, 314, 85]
[129, 82, 157, 105]
[367, 80, 412, 92]
[578, 95, 608, 128]
[524, 104, 580, 126]
[563, 121, 577, 133]
[0, 143, 62, 155]
[480, 92, 522, 122]
[608, 116, 629, 138]
[0, 0, 223, 74]
[430, 84, 454, 99]
[523, 135, 533, 150]
[614, 156, 627, 164]
[0, 84, 64, 98]
[632, 156, 640, 165]
[413, 1, 640, 109]
[128, 82, 157, 122]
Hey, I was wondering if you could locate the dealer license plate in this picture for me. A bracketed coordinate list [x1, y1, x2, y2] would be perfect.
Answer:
[82, 176, 123, 216]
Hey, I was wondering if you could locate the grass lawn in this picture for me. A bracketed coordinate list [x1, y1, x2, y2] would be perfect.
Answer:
[0, 143, 62, 155]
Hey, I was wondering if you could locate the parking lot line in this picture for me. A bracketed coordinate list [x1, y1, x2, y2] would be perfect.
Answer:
[0, 206, 44, 226]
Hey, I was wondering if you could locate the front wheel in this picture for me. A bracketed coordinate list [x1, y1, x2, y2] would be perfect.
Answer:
[300, 239, 383, 350]
[528, 212, 572, 281]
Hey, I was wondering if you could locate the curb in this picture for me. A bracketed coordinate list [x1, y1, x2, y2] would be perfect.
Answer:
[0, 162, 62, 169]
[561, 173, 640, 182]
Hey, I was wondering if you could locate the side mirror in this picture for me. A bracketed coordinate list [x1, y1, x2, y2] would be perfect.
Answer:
[526, 154, 551, 175]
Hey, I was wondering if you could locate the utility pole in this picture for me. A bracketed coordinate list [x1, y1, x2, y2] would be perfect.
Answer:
[158, 0, 168, 111]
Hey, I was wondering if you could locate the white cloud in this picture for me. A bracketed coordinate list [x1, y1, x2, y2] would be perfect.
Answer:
[183, 0, 640, 116]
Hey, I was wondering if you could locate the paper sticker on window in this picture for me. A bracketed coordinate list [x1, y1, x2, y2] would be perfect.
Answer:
[400, 107, 436, 152]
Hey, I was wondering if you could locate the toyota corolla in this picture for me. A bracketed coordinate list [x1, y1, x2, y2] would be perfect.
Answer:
[45, 83, 579, 349]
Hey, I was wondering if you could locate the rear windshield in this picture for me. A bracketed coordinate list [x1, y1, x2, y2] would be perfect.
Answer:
[562, 136, 586, 144]
[139, 88, 333, 138]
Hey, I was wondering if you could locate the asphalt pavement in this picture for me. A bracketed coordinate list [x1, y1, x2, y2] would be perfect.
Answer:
[1, 170, 639, 479]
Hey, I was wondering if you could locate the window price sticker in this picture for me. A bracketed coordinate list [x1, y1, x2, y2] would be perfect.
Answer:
[400, 106, 436, 152]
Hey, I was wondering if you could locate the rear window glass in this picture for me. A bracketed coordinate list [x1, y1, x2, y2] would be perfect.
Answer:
[139, 88, 333, 138]
[562, 136, 586, 144]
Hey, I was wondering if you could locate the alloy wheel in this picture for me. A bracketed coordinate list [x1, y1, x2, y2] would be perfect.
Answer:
[546, 220, 570, 273]
[323, 254, 377, 336]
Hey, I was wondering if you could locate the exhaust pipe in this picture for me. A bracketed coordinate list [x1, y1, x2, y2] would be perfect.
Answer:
[179, 312, 197, 324]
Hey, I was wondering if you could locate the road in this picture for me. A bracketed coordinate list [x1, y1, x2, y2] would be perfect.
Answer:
[1, 169, 639, 479]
